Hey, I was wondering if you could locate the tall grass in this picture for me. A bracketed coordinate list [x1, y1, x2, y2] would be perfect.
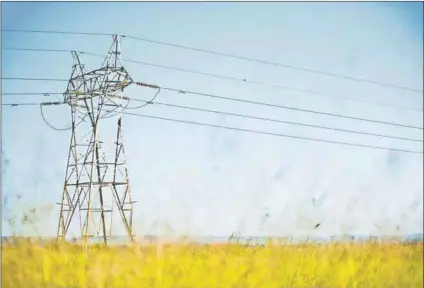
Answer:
[2, 237, 422, 288]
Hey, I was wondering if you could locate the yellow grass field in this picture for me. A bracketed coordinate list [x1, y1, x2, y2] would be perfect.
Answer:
[1, 238, 423, 288]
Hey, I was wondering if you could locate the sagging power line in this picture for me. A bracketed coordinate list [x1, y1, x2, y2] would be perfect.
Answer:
[2, 28, 423, 93]
[3, 77, 422, 130]
[3, 47, 423, 112]
[2, 101, 423, 155]
[2, 93, 423, 143]
[2, 77, 68, 82]
[2, 92, 63, 96]
[19, 106, 424, 155]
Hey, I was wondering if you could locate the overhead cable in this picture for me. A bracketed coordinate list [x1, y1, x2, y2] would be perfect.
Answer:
[160, 86, 424, 130]
[123, 35, 424, 94]
[2, 78, 422, 130]
[121, 111, 423, 155]
[127, 98, 423, 143]
[3, 93, 422, 142]
[2, 101, 422, 154]
[40, 104, 86, 131]
[2, 92, 63, 96]
[3, 47, 422, 112]
[2, 77, 68, 82]
[2, 29, 422, 93]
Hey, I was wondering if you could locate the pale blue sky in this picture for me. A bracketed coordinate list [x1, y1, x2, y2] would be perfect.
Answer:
[1, 2, 423, 238]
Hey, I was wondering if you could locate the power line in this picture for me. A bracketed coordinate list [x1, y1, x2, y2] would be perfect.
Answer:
[1, 29, 111, 37]
[2, 92, 63, 96]
[2, 77, 127, 85]
[160, 86, 423, 130]
[2, 101, 64, 107]
[2, 29, 422, 93]
[2, 101, 422, 155]
[110, 54, 424, 112]
[130, 99, 423, 143]
[2, 47, 73, 53]
[4, 47, 422, 112]
[124, 89, 161, 110]
[40, 104, 87, 131]
[3, 93, 422, 142]
[2, 78, 422, 130]
[101, 111, 424, 155]
[2, 102, 42, 106]
[2, 77, 68, 82]
[124, 35, 424, 94]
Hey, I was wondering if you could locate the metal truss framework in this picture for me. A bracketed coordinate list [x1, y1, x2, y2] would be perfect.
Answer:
[57, 35, 135, 245]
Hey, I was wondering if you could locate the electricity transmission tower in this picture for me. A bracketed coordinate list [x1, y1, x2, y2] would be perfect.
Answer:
[57, 35, 135, 245]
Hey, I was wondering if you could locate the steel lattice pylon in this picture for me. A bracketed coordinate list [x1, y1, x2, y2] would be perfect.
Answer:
[57, 35, 135, 245]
